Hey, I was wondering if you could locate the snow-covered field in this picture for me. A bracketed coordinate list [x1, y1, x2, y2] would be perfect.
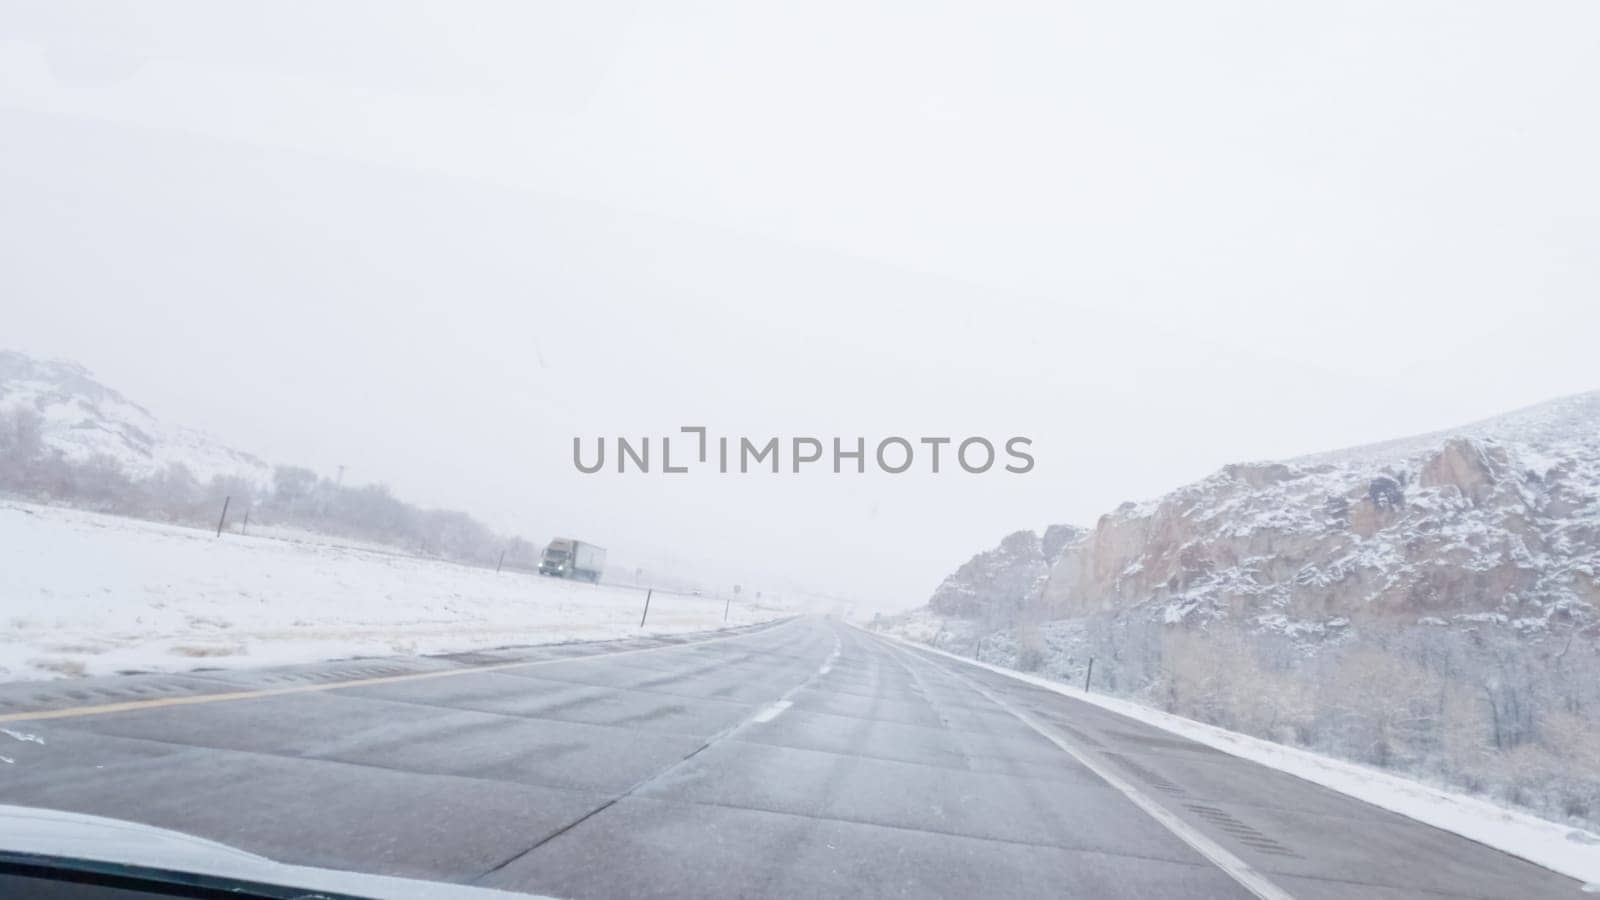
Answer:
[868, 628, 1600, 889]
[0, 501, 792, 683]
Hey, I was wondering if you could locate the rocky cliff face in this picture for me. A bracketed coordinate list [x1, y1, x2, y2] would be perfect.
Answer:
[1040, 393, 1600, 639]
[926, 524, 1085, 620]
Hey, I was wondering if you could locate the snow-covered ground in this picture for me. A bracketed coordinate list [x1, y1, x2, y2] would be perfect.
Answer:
[0, 501, 793, 683]
[868, 628, 1600, 888]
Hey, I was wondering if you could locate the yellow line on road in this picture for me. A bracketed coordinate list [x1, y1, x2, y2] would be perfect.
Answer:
[0, 625, 778, 725]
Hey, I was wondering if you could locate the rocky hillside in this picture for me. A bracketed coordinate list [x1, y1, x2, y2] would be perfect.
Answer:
[927, 524, 1084, 619]
[882, 392, 1600, 828]
[1041, 392, 1599, 638]
[0, 350, 270, 487]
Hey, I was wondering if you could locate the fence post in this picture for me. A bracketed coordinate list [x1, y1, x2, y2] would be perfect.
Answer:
[1084, 657, 1095, 693]
[640, 589, 653, 627]
[241, 510, 249, 536]
[215, 496, 231, 537]
[723, 595, 731, 623]
[496, 549, 506, 573]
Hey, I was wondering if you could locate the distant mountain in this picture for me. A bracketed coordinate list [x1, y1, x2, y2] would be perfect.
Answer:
[0, 349, 548, 572]
[0, 350, 271, 487]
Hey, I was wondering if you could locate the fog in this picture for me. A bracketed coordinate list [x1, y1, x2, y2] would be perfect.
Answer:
[4, 1, 1598, 610]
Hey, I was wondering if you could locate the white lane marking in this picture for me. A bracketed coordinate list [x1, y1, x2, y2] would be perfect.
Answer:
[751, 700, 793, 723]
[2, 728, 45, 745]
[874, 634, 1296, 900]
[749, 631, 842, 726]
[817, 639, 841, 677]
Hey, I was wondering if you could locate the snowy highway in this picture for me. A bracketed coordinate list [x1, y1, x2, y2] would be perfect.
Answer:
[0, 617, 1583, 899]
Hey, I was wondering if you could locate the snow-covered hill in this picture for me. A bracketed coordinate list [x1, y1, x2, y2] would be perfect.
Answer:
[1040, 391, 1600, 636]
[0, 350, 270, 487]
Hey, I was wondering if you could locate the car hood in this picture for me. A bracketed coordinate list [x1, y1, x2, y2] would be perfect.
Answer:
[0, 804, 547, 899]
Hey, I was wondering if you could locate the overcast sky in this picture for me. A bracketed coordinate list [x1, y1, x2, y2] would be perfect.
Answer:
[3, 1, 1597, 610]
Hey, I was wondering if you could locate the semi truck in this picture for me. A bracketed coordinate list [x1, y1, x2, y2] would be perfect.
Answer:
[538, 538, 606, 583]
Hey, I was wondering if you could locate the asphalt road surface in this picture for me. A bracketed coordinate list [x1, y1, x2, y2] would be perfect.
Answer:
[0, 617, 1584, 898]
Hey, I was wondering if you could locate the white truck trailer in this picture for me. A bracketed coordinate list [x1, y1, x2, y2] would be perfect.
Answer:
[538, 538, 606, 583]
